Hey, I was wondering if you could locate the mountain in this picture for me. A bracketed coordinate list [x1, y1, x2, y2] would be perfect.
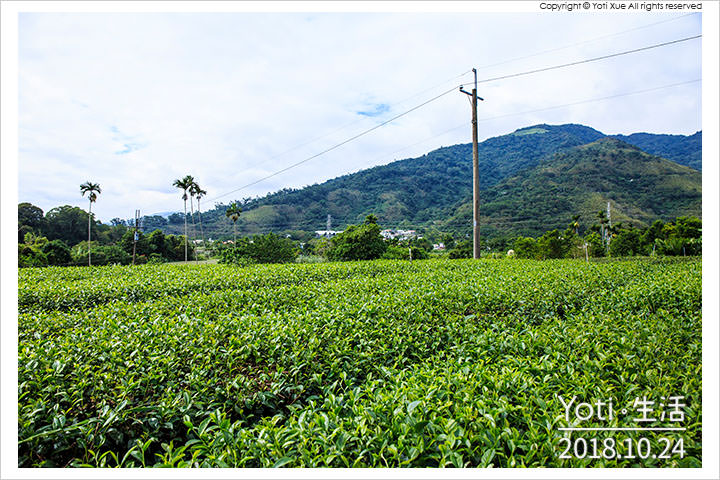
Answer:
[159, 124, 701, 240]
[611, 131, 701, 171]
[181, 124, 606, 236]
[443, 137, 701, 239]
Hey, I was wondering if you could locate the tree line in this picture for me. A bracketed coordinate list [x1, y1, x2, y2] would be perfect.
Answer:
[19, 174, 701, 268]
[507, 215, 701, 260]
[18, 202, 194, 267]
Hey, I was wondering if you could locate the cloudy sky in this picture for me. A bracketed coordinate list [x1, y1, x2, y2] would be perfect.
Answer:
[14, 5, 704, 222]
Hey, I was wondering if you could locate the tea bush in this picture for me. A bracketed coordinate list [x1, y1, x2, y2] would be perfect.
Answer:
[18, 258, 701, 467]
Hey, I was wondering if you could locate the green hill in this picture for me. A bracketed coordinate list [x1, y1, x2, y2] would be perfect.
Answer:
[158, 124, 700, 240]
[612, 131, 701, 171]
[174, 124, 606, 236]
[443, 137, 701, 239]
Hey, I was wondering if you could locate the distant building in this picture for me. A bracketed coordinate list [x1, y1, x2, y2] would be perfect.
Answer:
[432, 243, 445, 251]
[315, 230, 342, 238]
[381, 229, 418, 241]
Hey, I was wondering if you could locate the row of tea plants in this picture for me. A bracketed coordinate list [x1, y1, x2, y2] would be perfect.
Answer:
[18, 258, 701, 467]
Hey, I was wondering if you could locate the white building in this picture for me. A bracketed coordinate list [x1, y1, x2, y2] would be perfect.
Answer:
[381, 229, 418, 241]
[315, 230, 342, 238]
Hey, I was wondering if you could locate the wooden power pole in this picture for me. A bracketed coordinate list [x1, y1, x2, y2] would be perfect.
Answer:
[460, 69, 484, 259]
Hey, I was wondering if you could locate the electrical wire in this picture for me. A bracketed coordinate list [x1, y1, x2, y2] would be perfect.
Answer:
[207, 34, 700, 206]
[461, 34, 701, 87]
[184, 16, 697, 193]
[128, 73, 700, 235]
[475, 79, 700, 123]
[226, 70, 475, 179]
[207, 85, 461, 203]
[474, 13, 699, 72]
[194, 78, 701, 234]
[125, 27, 702, 228]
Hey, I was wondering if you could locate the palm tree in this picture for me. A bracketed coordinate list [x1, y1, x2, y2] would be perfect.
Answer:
[225, 202, 242, 245]
[194, 186, 208, 251]
[80, 181, 101, 266]
[570, 214, 581, 236]
[188, 181, 200, 261]
[172, 175, 194, 261]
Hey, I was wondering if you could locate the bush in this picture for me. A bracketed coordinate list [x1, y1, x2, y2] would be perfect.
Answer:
[220, 248, 256, 266]
[327, 216, 387, 261]
[584, 232, 606, 257]
[381, 245, 409, 260]
[220, 233, 296, 265]
[147, 253, 166, 264]
[247, 233, 297, 264]
[655, 236, 701, 256]
[609, 229, 643, 257]
[40, 240, 72, 266]
[448, 240, 472, 259]
[71, 243, 132, 266]
[536, 229, 571, 259]
[18, 245, 48, 268]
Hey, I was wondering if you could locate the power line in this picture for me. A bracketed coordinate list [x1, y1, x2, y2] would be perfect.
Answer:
[137, 75, 699, 231]
[201, 17, 697, 189]
[278, 78, 701, 203]
[225, 71, 475, 179]
[476, 78, 700, 123]
[462, 34, 701, 87]
[232, 15, 698, 179]
[207, 85, 460, 203]
[474, 13, 698, 72]
[212, 16, 699, 182]
[208, 34, 700, 205]
[136, 30, 701, 222]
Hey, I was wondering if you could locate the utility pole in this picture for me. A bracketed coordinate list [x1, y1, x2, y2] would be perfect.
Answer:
[460, 68, 484, 259]
[607, 201, 612, 229]
[132, 209, 140, 265]
[606, 201, 612, 253]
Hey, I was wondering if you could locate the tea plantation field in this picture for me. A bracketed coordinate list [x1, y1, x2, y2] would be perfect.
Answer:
[18, 258, 702, 467]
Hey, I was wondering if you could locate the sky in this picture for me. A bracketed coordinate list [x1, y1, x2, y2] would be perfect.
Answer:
[13, 5, 704, 223]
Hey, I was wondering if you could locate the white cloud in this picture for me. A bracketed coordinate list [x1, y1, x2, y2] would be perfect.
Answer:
[16, 10, 702, 221]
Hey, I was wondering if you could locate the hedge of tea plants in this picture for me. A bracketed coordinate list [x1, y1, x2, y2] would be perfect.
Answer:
[18, 258, 701, 467]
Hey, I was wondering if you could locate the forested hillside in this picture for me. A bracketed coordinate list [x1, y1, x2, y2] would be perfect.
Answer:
[171, 124, 609, 237]
[612, 131, 701, 171]
[169, 123, 699, 239]
[442, 137, 701, 239]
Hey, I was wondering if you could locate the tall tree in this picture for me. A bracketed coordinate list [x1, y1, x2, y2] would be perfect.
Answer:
[570, 214, 581, 236]
[79, 181, 101, 266]
[194, 186, 208, 250]
[225, 202, 242, 245]
[188, 181, 198, 260]
[172, 175, 194, 261]
[44, 205, 90, 245]
[188, 180, 206, 261]
[18, 203, 45, 243]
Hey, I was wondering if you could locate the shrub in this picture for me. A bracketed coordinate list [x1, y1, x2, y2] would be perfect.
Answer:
[448, 240, 472, 259]
[327, 216, 387, 261]
[220, 248, 255, 266]
[147, 253, 166, 264]
[18, 245, 48, 267]
[40, 240, 72, 266]
[246, 233, 297, 264]
[220, 234, 296, 265]
[381, 245, 409, 260]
